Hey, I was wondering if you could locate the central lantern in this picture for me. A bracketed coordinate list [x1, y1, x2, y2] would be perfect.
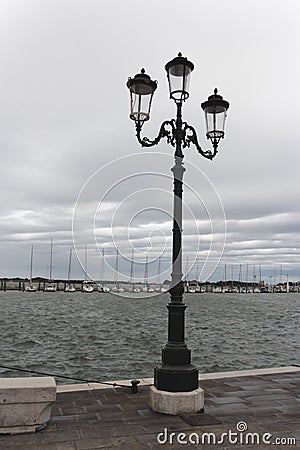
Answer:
[165, 52, 194, 102]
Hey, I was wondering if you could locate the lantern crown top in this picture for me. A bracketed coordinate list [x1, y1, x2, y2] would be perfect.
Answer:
[165, 53, 194, 74]
[201, 89, 230, 113]
[127, 68, 157, 95]
[207, 88, 225, 101]
[135, 68, 149, 80]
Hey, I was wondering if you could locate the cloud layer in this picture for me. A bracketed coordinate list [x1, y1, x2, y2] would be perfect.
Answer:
[0, 0, 299, 282]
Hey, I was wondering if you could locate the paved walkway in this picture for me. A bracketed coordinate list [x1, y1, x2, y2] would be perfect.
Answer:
[0, 367, 299, 449]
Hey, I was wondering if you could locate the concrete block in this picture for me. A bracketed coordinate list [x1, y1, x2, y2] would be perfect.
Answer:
[149, 386, 204, 415]
[0, 377, 56, 434]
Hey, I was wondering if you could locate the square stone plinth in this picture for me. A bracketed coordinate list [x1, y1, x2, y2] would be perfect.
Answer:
[149, 386, 204, 415]
[0, 377, 56, 434]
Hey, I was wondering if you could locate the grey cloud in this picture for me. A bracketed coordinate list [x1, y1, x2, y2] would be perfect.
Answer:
[0, 0, 299, 280]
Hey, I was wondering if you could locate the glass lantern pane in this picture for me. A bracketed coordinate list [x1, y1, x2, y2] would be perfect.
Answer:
[205, 109, 227, 136]
[131, 92, 151, 122]
[169, 65, 192, 101]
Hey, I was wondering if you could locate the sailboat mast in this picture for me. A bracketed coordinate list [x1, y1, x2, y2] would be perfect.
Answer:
[144, 256, 149, 286]
[195, 257, 199, 282]
[130, 249, 134, 288]
[238, 264, 242, 291]
[184, 256, 189, 282]
[84, 244, 88, 279]
[114, 249, 119, 288]
[259, 265, 262, 286]
[67, 248, 72, 281]
[100, 248, 105, 284]
[156, 255, 161, 288]
[29, 245, 34, 283]
[253, 265, 256, 288]
[49, 239, 53, 281]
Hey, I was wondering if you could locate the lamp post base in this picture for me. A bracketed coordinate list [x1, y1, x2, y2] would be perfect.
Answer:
[149, 385, 204, 415]
[154, 363, 199, 392]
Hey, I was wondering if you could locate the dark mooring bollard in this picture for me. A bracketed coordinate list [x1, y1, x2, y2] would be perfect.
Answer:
[130, 379, 140, 394]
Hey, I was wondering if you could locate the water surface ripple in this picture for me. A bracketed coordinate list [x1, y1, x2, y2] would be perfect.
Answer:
[0, 292, 299, 384]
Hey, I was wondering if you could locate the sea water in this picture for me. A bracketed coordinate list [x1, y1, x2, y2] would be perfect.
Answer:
[0, 291, 299, 384]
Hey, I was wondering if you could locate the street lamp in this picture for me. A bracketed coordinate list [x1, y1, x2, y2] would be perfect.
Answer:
[127, 53, 229, 414]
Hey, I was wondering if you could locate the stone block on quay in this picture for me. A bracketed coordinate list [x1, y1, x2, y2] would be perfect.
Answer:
[0, 377, 56, 434]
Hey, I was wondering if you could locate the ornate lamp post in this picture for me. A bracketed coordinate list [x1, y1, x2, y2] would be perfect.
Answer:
[127, 53, 229, 414]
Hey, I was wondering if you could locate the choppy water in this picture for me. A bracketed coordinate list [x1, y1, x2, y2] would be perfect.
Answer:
[0, 291, 299, 384]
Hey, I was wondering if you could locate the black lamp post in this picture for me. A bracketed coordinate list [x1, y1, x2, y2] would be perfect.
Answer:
[127, 53, 229, 394]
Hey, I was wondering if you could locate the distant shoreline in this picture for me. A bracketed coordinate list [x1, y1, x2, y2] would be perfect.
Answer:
[0, 277, 298, 293]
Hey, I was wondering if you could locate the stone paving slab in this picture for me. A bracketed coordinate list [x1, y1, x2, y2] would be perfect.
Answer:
[0, 369, 299, 449]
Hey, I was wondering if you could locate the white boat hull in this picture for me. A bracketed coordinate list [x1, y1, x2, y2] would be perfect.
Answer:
[98, 285, 110, 293]
[44, 283, 57, 292]
[83, 285, 94, 293]
[25, 284, 37, 292]
[65, 285, 76, 292]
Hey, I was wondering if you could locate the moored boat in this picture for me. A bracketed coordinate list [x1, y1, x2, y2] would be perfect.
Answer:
[82, 280, 94, 293]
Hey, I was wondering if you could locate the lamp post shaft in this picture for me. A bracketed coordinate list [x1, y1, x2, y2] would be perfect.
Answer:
[154, 102, 199, 393]
[171, 102, 185, 289]
[170, 156, 185, 292]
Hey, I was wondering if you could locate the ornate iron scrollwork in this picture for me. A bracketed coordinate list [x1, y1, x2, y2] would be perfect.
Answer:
[135, 120, 176, 148]
[135, 117, 218, 160]
[183, 123, 216, 160]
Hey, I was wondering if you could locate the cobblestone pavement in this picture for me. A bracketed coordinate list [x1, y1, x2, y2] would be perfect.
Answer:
[0, 370, 299, 449]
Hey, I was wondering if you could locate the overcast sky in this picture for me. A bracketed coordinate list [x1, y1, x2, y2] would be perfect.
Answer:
[0, 0, 299, 283]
